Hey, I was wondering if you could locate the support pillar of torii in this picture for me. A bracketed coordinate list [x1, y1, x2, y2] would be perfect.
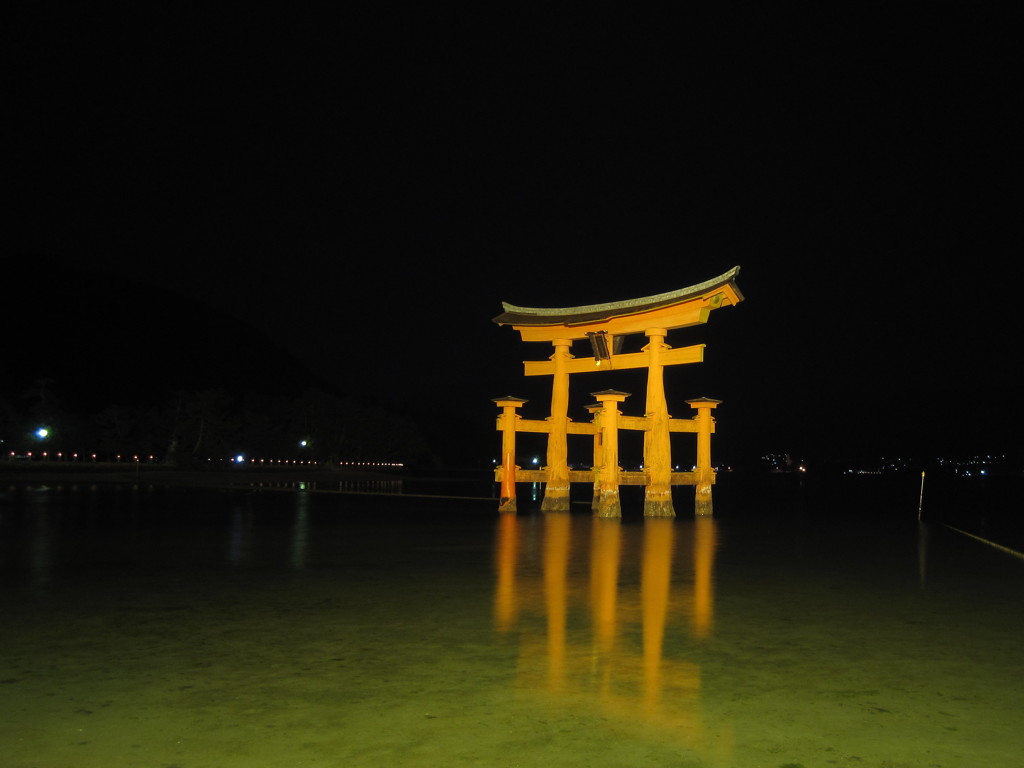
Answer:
[687, 397, 722, 516]
[543, 339, 574, 512]
[643, 328, 673, 517]
[593, 389, 628, 518]
[492, 266, 743, 516]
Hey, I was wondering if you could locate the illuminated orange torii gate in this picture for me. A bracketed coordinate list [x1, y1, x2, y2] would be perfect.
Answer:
[492, 266, 743, 517]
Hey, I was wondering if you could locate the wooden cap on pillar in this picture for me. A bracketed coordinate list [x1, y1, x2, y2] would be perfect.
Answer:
[591, 389, 630, 403]
[492, 396, 528, 407]
[686, 397, 722, 408]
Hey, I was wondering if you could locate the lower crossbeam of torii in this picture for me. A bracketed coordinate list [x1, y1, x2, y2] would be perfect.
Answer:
[491, 266, 743, 518]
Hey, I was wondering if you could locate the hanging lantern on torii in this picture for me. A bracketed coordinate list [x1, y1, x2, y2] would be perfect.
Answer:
[491, 266, 743, 517]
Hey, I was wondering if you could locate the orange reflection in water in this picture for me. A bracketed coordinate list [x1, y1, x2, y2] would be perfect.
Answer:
[494, 511, 520, 632]
[642, 517, 673, 712]
[591, 517, 621, 657]
[494, 512, 731, 761]
[543, 511, 570, 690]
[692, 516, 717, 639]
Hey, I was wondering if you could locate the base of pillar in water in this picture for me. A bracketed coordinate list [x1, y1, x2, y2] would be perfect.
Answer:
[595, 492, 621, 518]
[541, 489, 570, 512]
[695, 494, 713, 516]
[644, 498, 676, 517]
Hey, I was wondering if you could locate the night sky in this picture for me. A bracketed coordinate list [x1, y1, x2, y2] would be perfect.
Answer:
[11, 7, 1020, 466]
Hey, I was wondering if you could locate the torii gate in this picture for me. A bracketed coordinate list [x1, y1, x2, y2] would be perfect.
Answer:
[492, 266, 743, 518]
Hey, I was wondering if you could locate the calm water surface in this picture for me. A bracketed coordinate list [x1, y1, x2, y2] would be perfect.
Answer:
[1, 478, 1022, 767]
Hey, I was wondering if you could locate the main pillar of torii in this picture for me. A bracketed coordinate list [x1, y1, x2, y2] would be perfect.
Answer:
[492, 266, 743, 516]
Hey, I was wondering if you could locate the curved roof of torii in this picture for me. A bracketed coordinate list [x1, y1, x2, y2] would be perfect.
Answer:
[492, 266, 743, 327]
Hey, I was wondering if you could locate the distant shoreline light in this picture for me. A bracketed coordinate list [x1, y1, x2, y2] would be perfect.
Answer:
[232, 458, 405, 468]
[4, 452, 404, 469]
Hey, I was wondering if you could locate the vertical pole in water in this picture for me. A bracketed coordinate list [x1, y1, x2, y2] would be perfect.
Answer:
[593, 389, 628, 518]
[643, 328, 675, 518]
[585, 402, 603, 513]
[542, 339, 573, 512]
[918, 470, 926, 521]
[493, 397, 527, 513]
[687, 397, 721, 516]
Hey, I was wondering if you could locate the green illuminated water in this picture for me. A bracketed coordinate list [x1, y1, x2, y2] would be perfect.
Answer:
[1, 481, 1022, 767]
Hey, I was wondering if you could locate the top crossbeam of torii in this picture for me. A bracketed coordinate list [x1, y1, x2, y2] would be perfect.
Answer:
[492, 266, 744, 343]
